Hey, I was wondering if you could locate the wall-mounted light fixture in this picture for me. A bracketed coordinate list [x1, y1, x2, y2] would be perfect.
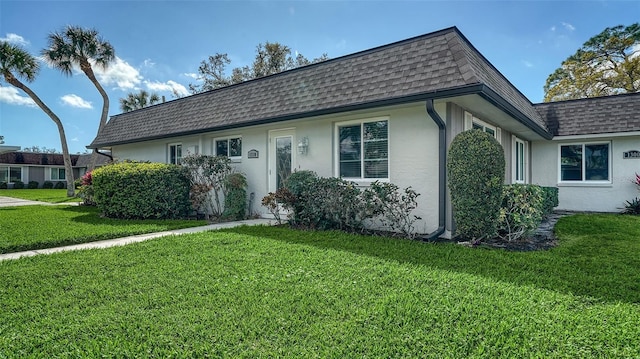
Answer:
[297, 136, 309, 155]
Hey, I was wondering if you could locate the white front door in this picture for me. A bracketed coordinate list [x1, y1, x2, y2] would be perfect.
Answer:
[268, 129, 296, 192]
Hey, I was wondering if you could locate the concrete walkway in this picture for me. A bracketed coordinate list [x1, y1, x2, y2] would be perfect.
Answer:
[0, 218, 274, 261]
[0, 196, 59, 207]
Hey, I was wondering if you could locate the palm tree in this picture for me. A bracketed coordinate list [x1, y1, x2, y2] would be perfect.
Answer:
[42, 26, 115, 170]
[120, 90, 161, 112]
[0, 41, 75, 196]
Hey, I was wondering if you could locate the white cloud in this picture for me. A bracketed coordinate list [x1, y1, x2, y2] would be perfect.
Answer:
[71, 137, 79, 142]
[183, 72, 199, 79]
[550, 26, 556, 32]
[92, 57, 142, 91]
[561, 22, 576, 31]
[0, 33, 29, 46]
[0, 86, 36, 107]
[145, 80, 189, 97]
[522, 60, 534, 68]
[61, 94, 93, 109]
[142, 59, 155, 68]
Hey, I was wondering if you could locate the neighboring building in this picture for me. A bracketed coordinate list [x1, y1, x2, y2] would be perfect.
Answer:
[88, 27, 640, 238]
[0, 151, 110, 188]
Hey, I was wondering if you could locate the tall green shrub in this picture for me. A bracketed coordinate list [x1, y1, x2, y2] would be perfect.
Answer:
[447, 130, 505, 242]
[222, 172, 248, 220]
[93, 162, 191, 219]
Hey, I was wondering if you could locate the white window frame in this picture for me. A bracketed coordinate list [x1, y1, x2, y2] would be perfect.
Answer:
[464, 111, 501, 144]
[0, 166, 23, 184]
[213, 136, 242, 161]
[558, 141, 612, 184]
[334, 116, 390, 183]
[168, 143, 182, 165]
[48, 167, 66, 181]
[512, 136, 528, 184]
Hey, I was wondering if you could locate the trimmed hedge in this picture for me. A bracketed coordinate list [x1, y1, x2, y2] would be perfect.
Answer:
[28, 181, 39, 189]
[13, 181, 24, 189]
[92, 162, 192, 219]
[54, 181, 65, 189]
[541, 186, 559, 216]
[498, 184, 545, 241]
[42, 181, 54, 189]
[447, 130, 505, 242]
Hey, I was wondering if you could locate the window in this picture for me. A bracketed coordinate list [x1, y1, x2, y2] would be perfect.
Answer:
[560, 142, 610, 182]
[465, 111, 501, 142]
[168, 143, 182, 165]
[214, 137, 242, 159]
[513, 137, 527, 183]
[0, 166, 22, 183]
[50, 168, 66, 180]
[337, 119, 388, 179]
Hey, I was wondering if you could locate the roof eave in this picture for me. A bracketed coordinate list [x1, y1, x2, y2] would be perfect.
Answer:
[478, 85, 553, 140]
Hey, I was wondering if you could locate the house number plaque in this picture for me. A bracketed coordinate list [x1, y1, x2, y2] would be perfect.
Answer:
[623, 150, 640, 159]
[248, 149, 259, 159]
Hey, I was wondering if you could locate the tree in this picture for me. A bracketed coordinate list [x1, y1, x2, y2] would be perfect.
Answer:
[0, 41, 75, 196]
[42, 26, 115, 170]
[189, 41, 329, 93]
[119, 90, 161, 112]
[22, 146, 59, 153]
[544, 23, 640, 102]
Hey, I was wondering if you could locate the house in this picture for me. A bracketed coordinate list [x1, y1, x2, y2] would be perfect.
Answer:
[0, 151, 110, 188]
[88, 27, 640, 238]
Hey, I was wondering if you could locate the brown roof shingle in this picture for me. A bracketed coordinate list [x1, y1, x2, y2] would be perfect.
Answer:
[90, 27, 548, 148]
[534, 92, 640, 136]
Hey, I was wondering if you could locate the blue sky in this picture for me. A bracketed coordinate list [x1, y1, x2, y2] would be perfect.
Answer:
[1, 0, 638, 153]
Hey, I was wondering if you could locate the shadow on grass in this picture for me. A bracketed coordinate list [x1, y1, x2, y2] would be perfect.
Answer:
[223, 219, 640, 305]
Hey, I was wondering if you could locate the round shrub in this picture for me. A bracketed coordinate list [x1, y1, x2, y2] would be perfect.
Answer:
[447, 129, 505, 242]
[13, 181, 24, 189]
[42, 181, 54, 189]
[54, 181, 65, 189]
[28, 181, 39, 189]
[0, 182, 7, 189]
[92, 162, 192, 219]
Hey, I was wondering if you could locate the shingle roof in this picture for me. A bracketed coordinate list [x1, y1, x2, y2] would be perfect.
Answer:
[0, 152, 79, 166]
[90, 27, 548, 148]
[534, 92, 640, 136]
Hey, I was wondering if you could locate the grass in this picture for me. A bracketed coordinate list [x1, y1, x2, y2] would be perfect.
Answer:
[0, 205, 207, 254]
[0, 213, 638, 357]
[0, 189, 81, 203]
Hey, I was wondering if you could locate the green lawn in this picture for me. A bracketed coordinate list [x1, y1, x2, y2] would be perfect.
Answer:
[0, 214, 638, 357]
[0, 205, 207, 254]
[0, 189, 81, 203]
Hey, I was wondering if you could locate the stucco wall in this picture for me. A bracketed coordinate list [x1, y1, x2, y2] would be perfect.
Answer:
[531, 135, 640, 212]
[112, 102, 442, 234]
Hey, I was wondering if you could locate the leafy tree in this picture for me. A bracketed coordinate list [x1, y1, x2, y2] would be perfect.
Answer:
[189, 41, 328, 93]
[22, 146, 59, 153]
[0, 41, 75, 196]
[544, 23, 640, 102]
[42, 26, 115, 171]
[119, 90, 161, 112]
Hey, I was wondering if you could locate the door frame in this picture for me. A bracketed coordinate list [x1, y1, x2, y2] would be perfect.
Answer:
[268, 128, 296, 193]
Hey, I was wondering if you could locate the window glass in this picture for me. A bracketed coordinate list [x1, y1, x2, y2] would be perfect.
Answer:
[585, 144, 609, 181]
[9, 167, 21, 183]
[215, 137, 242, 158]
[169, 144, 182, 165]
[515, 140, 525, 182]
[229, 138, 242, 157]
[215, 140, 228, 157]
[560, 143, 609, 182]
[339, 120, 388, 179]
[51, 168, 65, 180]
[0, 167, 7, 183]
